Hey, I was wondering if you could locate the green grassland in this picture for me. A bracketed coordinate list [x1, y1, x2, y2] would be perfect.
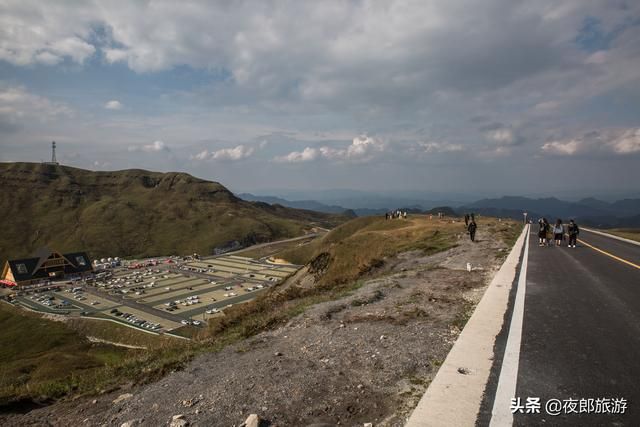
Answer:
[200, 216, 521, 344]
[0, 189, 521, 408]
[277, 215, 462, 286]
[0, 302, 194, 406]
[0, 162, 348, 262]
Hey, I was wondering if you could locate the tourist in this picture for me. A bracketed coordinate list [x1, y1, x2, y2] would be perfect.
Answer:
[553, 219, 564, 246]
[468, 219, 477, 242]
[567, 219, 579, 248]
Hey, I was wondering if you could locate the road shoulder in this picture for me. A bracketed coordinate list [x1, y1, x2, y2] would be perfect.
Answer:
[406, 225, 528, 426]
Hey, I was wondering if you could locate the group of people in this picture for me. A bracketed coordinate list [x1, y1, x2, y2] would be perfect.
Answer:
[464, 213, 477, 242]
[386, 210, 408, 220]
[537, 218, 580, 247]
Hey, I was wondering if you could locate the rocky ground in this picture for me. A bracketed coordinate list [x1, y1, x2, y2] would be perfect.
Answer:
[2, 226, 512, 427]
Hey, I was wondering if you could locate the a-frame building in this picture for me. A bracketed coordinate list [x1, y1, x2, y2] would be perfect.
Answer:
[1, 247, 93, 288]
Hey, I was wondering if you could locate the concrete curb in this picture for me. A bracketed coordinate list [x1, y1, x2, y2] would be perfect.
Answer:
[582, 227, 640, 247]
[406, 225, 529, 427]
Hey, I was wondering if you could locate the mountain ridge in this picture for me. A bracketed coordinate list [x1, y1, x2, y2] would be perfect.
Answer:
[0, 162, 347, 263]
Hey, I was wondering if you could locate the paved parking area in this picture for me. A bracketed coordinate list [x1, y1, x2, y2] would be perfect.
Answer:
[9, 253, 301, 332]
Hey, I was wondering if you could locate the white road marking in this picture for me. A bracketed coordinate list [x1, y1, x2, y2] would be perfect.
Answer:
[581, 227, 640, 247]
[489, 225, 530, 427]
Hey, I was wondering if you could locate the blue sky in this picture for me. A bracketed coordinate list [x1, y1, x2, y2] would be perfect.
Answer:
[0, 1, 639, 197]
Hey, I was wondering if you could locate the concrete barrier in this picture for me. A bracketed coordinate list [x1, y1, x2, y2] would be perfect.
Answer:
[406, 225, 529, 427]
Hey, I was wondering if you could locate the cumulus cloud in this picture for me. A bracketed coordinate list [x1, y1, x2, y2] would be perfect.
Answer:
[541, 139, 582, 155]
[128, 140, 170, 152]
[0, 1, 97, 67]
[191, 144, 254, 161]
[0, 85, 73, 126]
[541, 129, 640, 156]
[1, 2, 640, 193]
[104, 100, 123, 110]
[274, 147, 319, 163]
[275, 135, 385, 163]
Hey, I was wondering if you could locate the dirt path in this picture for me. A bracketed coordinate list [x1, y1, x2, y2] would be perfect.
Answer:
[86, 336, 147, 350]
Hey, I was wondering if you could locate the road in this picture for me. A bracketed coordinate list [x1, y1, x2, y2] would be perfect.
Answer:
[82, 285, 185, 324]
[486, 227, 640, 425]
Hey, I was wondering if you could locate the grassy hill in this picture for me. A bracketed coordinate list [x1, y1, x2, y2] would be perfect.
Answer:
[0, 302, 193, 406]
[0, 162, 347, 263]
[201, 215, 521, 343]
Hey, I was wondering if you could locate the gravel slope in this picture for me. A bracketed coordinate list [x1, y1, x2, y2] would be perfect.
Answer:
[2, 226, 511, 427]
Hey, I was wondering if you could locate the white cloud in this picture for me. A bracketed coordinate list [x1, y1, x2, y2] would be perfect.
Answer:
[0, 2, 97, 67]
[541, 139, 581, 155]
[275, 135, 384, 163]
[274, 147, 319, 163]
[541, 128, 640, 156]
[419, 141, 464, 153]
[609, 129, 640, 154]
[191, 144, 254, 161]
[104, 100, 123, 110]
[321, 135, 385, 162]
[485, 127, 516, 145]
[0, 85, 73, 122]
[128, 140, 170, 152]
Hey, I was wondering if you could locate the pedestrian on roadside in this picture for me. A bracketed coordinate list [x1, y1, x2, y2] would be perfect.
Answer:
[567, 219, 579, 248]
[468, 219, 477, 242]
[543, 218, 552, 246]
[464, 213, 470, 227]
[537, 219, 546, 246]
[553, 219, 564, 246]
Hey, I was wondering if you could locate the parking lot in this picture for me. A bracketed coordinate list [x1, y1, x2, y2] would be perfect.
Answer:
[8, 253, 300, 333]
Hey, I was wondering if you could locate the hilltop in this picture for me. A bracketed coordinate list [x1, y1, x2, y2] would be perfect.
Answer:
[1, 214, 521, 426]
[0, 162, 347, 263]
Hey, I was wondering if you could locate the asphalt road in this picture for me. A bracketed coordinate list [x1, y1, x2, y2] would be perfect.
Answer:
[512, 228, 640, 425]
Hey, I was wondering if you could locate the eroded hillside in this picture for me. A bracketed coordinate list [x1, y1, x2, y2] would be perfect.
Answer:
[1, 215, 522, 426]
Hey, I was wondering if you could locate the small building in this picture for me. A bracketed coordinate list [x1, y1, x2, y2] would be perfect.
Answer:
[0, 247, 93, 288]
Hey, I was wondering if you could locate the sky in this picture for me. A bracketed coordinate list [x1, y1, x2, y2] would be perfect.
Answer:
[0, 1, 639, 198]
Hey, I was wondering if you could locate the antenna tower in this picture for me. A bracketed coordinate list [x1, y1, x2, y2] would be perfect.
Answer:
[51, 141, 58, 164]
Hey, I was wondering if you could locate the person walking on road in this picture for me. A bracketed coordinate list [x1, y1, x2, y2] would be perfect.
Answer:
[468, 219, 477, 242]
[567, 219, 579, 248]
[538, 218, 547, 246]
[553, 219, 564, 247]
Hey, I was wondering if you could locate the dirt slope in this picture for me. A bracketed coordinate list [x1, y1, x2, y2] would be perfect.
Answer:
[2, 221, 517, 427]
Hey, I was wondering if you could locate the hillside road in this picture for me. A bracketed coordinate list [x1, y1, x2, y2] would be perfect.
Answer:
[488, 227, 640, 425]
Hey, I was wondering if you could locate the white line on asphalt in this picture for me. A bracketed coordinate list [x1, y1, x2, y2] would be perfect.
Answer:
[581, 227, 640, 247]
[489, 224, 530, 427]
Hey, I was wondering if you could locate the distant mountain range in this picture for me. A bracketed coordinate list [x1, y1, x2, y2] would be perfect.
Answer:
[460, 196, 640, 227]
[239, 193, 640, 228]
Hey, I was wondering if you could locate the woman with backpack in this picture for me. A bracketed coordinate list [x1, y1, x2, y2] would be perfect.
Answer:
[567, 219, 579, 248]
[553, 219, 564, 246]
[537, 219, 546, 246]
